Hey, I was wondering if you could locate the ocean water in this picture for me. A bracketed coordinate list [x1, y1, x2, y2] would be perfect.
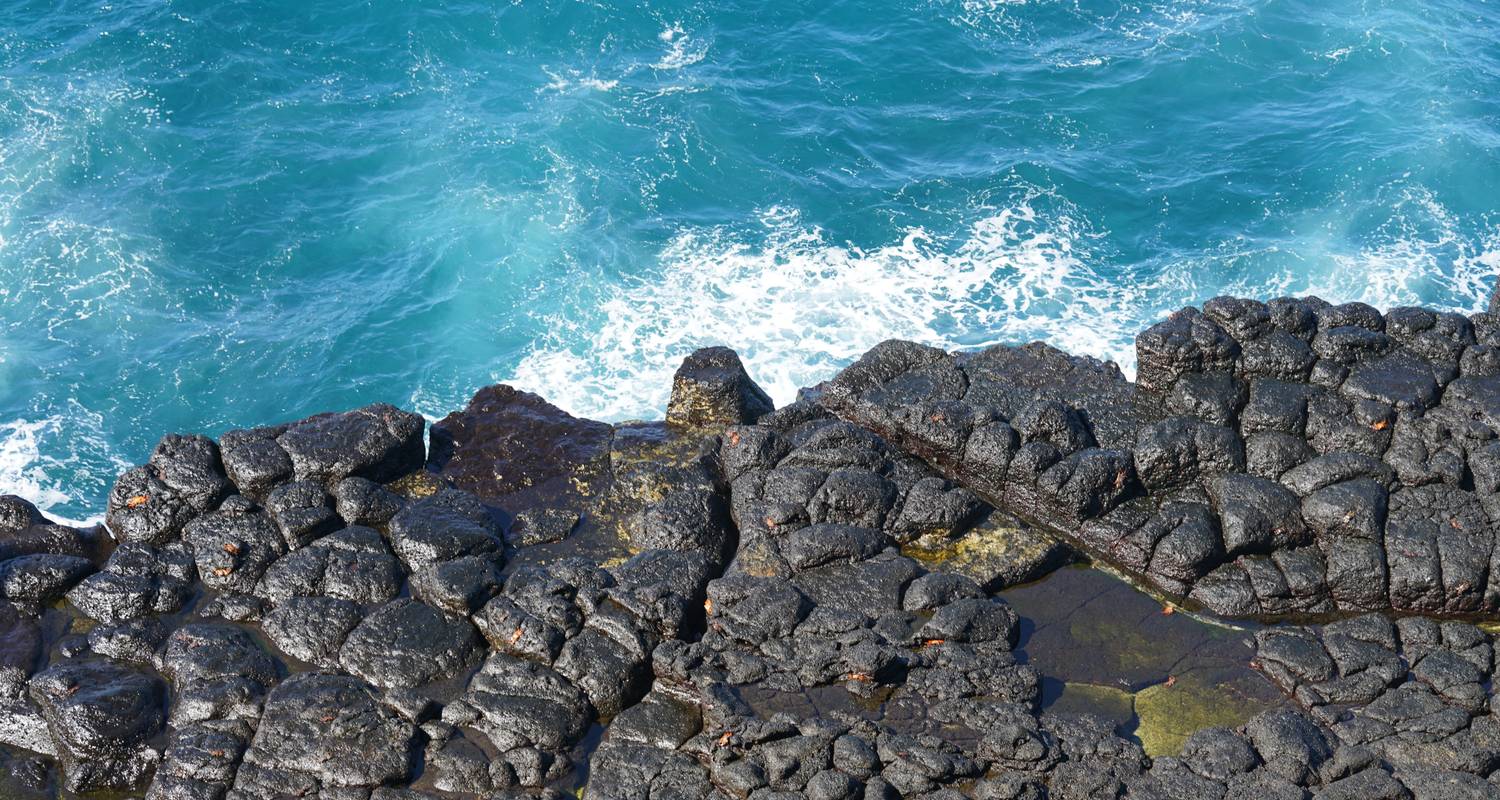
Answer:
[2, 0, 1497, 523]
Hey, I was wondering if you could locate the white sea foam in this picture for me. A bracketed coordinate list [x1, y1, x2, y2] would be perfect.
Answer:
[507, 179, 1499, 425]
[1253, 185, 1499, 313]
[654, 26, 707, 70]
[507, 193, 1182, 422]
[541, 67, 619, 93]
[0, 412, 118, 527]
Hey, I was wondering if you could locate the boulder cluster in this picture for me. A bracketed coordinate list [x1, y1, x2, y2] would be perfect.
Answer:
[0, 296, 1497, 799]
[824, 298, 1500, 618]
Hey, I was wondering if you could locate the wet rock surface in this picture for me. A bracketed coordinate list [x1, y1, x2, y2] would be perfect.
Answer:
[822, 298, 1500, 620]
[1, 295, 1498, 798]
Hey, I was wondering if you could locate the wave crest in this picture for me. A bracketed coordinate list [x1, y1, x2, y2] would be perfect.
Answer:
[507, 193, 1170, 421]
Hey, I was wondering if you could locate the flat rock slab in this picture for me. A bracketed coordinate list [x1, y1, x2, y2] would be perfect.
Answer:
[339, 599, 482, 690]
[239, 672, 417, 789]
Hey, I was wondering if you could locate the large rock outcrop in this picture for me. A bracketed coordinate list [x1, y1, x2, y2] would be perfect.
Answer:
[1, 294, 1498, 799]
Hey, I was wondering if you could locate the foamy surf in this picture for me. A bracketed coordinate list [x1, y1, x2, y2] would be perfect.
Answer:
[509, 188, 1500, 425]
[507, 195, 1172, 422]
[0, 415, 109, 527]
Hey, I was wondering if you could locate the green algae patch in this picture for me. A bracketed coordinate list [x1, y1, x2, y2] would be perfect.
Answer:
[905, 510, 1072, 591]
[1048, 682, 1136, 729]
[386, 470, 445, 499]
[1066, 613, 1165, 676]
[608, 422, 711, 506]
[1132, 670, 1274, 758]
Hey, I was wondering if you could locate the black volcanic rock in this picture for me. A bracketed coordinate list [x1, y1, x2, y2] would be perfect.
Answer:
[3, 299, 1499, 799]
[428, 383, 614, 509]
[665, 345, 775, 429]
[0, 554, 93, 608]
[275, 403, 426, 487]
[236, 672, 417, 791]
[29, 660, 165, 792]
[820, 295, 1500, 619]
[256, 524, 402, 605]
[338, 598, 481, 690]
[0, 496, 101, 563]
[106, 434, 231, 546]
[387, 487, 504, 570]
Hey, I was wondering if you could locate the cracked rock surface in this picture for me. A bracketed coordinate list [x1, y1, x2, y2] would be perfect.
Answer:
[0, 298, 1498, 799]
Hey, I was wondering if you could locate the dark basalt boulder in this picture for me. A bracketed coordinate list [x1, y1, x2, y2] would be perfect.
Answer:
[180, 496, 285, 594]
[106, 434, 231, 545]
[261, 596, 363, 668]
[386, 487, 504, 571]
[338, 598, 482, 690]
[28, 660, 165, 792]
[409, 554, 503, 615]
[65, 541, 196, 625]
[509, 506, 579, 546]
[428, 384, 614, 509]
[218, 426, 294, 501]
[263, 480, 340, 549]
[147, 718, 252, 800]
[236, 672, 417, 791]
[274, 403, 426, 487]
[330, 475, 405, 526]
[256, 524, 402, 605]
[459, 652, 593, 755]
[0, 554, 93, 608]
[1135, 307, 1240, 395]
[159, 624, 279, 726]
[87, 617, 168, 666]
[0, 496, 101, 563]
[665, 346, 775, 429]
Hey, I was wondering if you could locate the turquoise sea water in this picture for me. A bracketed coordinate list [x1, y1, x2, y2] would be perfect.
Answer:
[2, 0, 1498, 522]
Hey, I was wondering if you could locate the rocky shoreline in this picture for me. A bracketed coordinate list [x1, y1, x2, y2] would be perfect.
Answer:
[2, 292, 1500, 799]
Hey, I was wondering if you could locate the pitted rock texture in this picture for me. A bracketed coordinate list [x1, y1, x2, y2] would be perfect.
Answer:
[2, 294, 1499, 799]
[667, 345, 776, 430]
[1255, 613, 1500, 793]
[821, 297, 1500, 619]
[0, 394, 733, 797]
